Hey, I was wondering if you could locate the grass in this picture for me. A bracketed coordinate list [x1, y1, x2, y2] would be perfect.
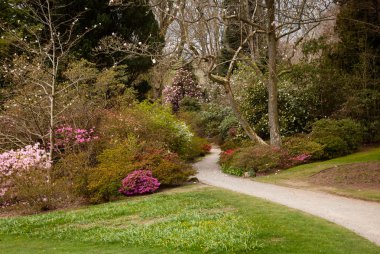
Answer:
[0, 185, 379, 253]
[256, 147, 380, 201]
[0, 234, 161, 254]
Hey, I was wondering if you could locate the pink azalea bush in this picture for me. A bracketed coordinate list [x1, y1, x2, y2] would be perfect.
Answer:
[0, 143, 51, 198]
[290, 153, 311, 162]
[119, 170, 160, 196]
[55, 125, 99, 150]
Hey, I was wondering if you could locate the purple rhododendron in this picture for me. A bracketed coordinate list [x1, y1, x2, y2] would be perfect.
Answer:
[119, 170, 160, 196]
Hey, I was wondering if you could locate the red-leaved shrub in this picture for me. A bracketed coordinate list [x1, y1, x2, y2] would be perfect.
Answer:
[202, 143, 212, 153]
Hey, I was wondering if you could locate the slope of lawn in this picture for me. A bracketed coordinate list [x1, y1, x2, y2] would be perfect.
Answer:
[257, 147, 380, 201]
[0, 185, 379, 254]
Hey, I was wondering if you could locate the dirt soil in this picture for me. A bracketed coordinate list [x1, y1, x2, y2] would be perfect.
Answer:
[308, 162, 380, 190]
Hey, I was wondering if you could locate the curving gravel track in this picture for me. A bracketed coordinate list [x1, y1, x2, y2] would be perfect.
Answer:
[194, 147, 380, 246]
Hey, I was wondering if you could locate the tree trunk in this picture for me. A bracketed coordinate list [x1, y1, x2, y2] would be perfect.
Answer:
[224, 82, 267, 146]
[266, 0, 281, 147]
[49, 91, 55, 162]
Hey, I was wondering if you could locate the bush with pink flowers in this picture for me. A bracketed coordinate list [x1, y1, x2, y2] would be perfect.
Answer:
[119, 170, 160, 196]
[162, 68, 202, 112]
[55, 125, 99, 152]
[0, 143, 74, 212]
[0, 143, 51, 200]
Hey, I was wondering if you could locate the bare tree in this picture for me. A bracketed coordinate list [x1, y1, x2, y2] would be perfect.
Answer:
[163, 0, 333, 147]
[0, 0, 95, 158]
[95, 0, 334, 147]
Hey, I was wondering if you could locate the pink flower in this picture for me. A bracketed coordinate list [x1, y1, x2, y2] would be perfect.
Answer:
[291, 154, 311, 162]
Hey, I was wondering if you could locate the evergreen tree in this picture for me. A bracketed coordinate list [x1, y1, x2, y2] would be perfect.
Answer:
[330, 0, 380, 142]
[54, 0, 163, 71]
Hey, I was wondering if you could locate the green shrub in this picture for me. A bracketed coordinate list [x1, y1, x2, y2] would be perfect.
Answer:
[220, 138, 254, 151]
[283, 135, 324, 160]
[134, 102, 194, 155]
[131, 146, 196, 186]
[152, 159, 195, 185]
[87, 140, 138, 203]
[311, 118, 363, 158]
[220, 146, 285, 176]
[221, 165, 244, 176]
[315, 135, 348, 159]
[179, 97, 202, 112]
[177, 111, 205, 137]
[198, 103, 235, 140]
[219, 115, 239, 140]
[182, 136, 211, 161]
[239, 72, 317, 139]
[69, 102, 200, 203]
[98, 102, 194, 156]
[232, 146, 281, 173]
[8, 170, 75, 212]
[87, 140, 195, 203]
[220, 139, 240, 151]
[53, 152, 93, 198]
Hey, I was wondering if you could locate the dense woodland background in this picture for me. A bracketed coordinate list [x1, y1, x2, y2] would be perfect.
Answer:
[0, 0, 379, 211]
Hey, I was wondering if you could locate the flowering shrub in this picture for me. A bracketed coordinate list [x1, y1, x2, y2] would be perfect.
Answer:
[223, 149, 235, 156]
[55, 125, 99, 150]
[219, 146, 288, 177]
[202, 143, 212, 153]
[0, 143, 52, 208]
[87, 141, 195, 203]
[133, 146, 195, 185]
[163, 68, 202, 111]
[290, 154, 311, 162]
[0, 143, 51, 177]
[119, 170, 160, 196]
[219, 149, 236, 170]
[0, 143, 51, 199]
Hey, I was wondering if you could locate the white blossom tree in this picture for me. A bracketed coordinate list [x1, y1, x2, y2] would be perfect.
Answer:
[0, 0, 96, 159]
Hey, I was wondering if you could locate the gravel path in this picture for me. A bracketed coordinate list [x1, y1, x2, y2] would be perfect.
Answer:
[194, 147, 380, 246]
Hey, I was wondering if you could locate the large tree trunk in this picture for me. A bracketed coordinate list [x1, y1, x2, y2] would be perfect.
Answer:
[224, 82, 267, 146]
[266, 0, 281, 147]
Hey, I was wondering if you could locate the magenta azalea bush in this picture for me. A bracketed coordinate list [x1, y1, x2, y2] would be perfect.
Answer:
[119, 170, 160, 196]
[55, 125, 99, 150]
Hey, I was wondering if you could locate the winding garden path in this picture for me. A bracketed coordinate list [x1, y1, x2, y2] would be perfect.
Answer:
[194, 146, 380, 246]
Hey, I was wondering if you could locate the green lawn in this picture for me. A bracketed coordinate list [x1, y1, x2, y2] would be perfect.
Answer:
[0, 185, 379, 253]
[257, 147, 380, 201]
